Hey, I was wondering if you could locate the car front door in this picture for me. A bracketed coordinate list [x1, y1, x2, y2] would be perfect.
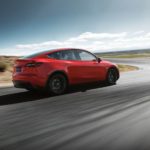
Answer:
[72, 50, 105, 83]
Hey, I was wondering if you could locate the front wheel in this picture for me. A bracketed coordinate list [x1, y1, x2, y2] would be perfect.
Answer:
[106, 68, 118, 85]
[47, 74, 68, 95]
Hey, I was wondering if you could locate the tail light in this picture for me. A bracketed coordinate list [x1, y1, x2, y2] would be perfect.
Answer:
[25, 62, 43, 67]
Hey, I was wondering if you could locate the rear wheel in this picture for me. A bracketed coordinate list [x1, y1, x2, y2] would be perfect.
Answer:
[47, 74, 68, 95]
[106, 68, 118, 85]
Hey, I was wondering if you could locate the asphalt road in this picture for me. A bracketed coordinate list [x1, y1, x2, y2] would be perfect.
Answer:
[0, 58, 150, 150]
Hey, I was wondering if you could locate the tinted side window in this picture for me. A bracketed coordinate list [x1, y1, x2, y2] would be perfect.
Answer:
[47, 51, 61, 59]
[77, 50, 96, 61]
[47, 50, 77, 60]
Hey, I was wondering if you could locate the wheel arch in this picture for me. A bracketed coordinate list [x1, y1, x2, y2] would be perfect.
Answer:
[108, 66, 120, 80]
[46, 70, 69, 88]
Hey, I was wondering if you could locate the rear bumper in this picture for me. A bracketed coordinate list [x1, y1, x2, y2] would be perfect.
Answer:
[12, 73, 46, 89]
[13, 80, 33, 89]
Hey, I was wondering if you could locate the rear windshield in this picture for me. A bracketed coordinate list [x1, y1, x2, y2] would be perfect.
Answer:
[21, 50, 52, 59]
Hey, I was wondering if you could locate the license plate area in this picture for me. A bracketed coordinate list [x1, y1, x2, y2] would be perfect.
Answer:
[16, 67, 22, 73]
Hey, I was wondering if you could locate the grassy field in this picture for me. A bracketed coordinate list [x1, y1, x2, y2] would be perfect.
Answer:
[96, 49, 150, 58]
[117, 64, 138, 72]
[0, 56, 17, 71]
[0, 56, 18, 83]
[99, 53, 150, 58]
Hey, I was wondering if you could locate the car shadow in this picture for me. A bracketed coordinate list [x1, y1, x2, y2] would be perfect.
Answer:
[0, 91, 49, 106]
[68, 82, 113, 93]
[0, 82, 112, 106]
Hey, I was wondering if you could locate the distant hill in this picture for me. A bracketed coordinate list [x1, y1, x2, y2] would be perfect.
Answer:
[94, 49, 150, 55]
[95, 49, 150, 58]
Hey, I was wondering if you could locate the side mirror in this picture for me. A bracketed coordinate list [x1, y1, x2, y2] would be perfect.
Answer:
[97, 58, 101, 63]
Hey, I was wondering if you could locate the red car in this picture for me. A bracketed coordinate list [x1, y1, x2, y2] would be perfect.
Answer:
[12, 48, 119, 94]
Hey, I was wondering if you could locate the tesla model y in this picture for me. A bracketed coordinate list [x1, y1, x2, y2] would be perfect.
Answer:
[12, 48, 119, 95]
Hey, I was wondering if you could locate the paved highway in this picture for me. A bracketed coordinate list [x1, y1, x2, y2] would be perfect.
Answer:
[0, 58, 150, 150]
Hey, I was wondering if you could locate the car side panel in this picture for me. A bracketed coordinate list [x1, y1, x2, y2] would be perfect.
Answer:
[65, 60, 107, 84]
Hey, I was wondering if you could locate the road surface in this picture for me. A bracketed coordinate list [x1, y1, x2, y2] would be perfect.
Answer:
[0, 58, 150, 150]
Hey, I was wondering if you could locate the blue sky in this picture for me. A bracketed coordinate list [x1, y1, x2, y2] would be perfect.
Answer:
[0, 0, 150, 55]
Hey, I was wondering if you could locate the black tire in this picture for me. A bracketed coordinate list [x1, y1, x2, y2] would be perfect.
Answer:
[47, 74, 68, 95]
[106, 68, 118, 85]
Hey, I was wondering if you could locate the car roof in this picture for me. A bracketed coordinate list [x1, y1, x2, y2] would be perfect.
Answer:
[44, 48, 81, 53]
[42, 48, 91, 55]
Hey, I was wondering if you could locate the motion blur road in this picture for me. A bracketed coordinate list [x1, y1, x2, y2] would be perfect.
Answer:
[0, 58, 150, 150]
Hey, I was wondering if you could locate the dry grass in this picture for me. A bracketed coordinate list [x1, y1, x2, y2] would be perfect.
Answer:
[0, 71, 12, 83]
[0, 62, 7, 72]
[0, 56, 18, 72]
[117, 64, 139, 72]
[0, 56, 18, 84]
[97, 52, 150, 59]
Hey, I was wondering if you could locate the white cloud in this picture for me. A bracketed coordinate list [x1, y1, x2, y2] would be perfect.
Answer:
[145, 32, 150, 37]
[16, 41, 63, 50]
[78, 32, 127, 39]
[1, 31, 150, 56]
[133, 30, 145, 35]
